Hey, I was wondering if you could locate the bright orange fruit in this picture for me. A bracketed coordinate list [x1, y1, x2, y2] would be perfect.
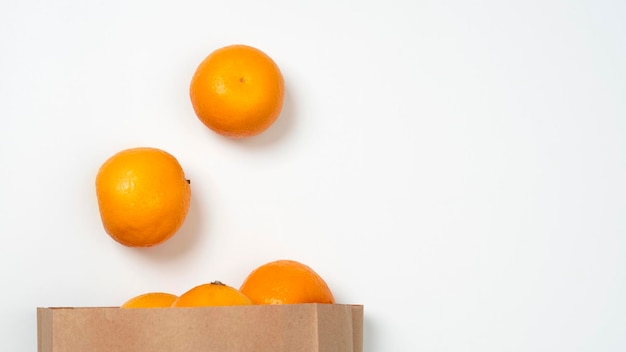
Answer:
[95, 147, 191, 247]
[239, 259, 335, 305]
[189, 44, 284, 138]
[121, 292, 178, 308]
[171, 281, 253, 307]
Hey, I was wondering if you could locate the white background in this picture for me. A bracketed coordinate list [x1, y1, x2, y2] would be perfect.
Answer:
[1, 0, 625, 351]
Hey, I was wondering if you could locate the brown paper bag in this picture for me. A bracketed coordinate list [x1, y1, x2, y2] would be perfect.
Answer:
[37, 303, 363, 352]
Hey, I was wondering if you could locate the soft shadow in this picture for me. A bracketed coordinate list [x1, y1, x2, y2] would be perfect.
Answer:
[363, 313, 380, 352]
[125, 188, 207, 261]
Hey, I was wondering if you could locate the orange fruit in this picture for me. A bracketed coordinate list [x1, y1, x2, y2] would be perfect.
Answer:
[95, 147, 191, 247]
[189, 44, 284, 138]
[121, 292, 178, 308]
[171, 281, 253, 307]
[239, 259, 335, 305]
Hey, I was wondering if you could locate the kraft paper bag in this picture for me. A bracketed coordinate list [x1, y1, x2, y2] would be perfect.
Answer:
[37, 303, 363, 352]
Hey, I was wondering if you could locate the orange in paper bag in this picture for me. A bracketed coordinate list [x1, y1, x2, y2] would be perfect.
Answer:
[121, 292, 178, 308]
[172, 281, 253, 307]
[240, 259, 335, 305]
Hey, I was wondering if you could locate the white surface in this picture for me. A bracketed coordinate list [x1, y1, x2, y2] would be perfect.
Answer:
[1, 0, 625, 350]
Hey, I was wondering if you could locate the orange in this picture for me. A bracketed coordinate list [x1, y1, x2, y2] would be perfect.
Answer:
[121, 292, 178, 308]
[189, 44, 284, 138]
[171, 281, 253, 307]
[239, 259, 335, 305]
[95, 147, 191, 247]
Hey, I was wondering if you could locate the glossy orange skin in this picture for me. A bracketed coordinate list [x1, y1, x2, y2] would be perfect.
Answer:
[189, 44, 284, 138]
[240, 260, 335, 305]
[171, 281, 253, 307]
[95, 147, 191, 247]
[121, 292, 178, 308]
